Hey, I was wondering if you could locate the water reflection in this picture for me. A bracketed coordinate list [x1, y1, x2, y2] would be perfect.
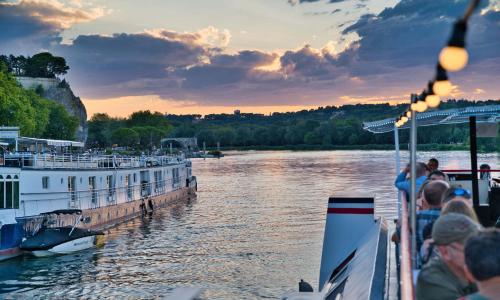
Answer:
[0, 150, 497, 299]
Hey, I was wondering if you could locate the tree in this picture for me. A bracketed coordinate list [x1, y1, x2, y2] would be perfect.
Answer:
[111, 128, 139, 147]
[24, 52, 69, 78]
[196, 129, 215, 147]
[214, 128, 235, 146]
[127, 110, 171, 131]
[0, 68, 77, 139]
[43, 105, 79, 140]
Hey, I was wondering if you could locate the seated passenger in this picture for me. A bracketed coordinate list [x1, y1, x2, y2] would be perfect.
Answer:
[427, 158, 439, 173]
[417, 180, 448, 251]
[442, 186, 473, 207]
[417, 179, 431, 210]
[461, 228, 500, 300]
[442, 199, 479, 223]
[416, 213, 480, 300]
[420, 199, 480, 264]
[429, 170, 447, 181]
[395, 162, 428, 197]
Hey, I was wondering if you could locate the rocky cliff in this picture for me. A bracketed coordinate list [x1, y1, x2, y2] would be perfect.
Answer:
[15, 77, 88, 142]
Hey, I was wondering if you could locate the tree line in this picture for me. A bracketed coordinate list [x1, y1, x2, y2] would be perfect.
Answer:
[0, 52, 69, 78]
[0, 62, 78, 139]
[88, 100, 499, 152]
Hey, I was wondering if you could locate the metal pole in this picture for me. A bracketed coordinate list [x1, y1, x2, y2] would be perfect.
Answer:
[409, 94, 417, 269]
[469, 116, 479, 208]
[394, 124, 402, 220]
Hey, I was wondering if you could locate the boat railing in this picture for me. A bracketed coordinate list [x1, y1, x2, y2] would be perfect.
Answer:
[2, 153, 186, 169]
[20, 176, 187, 210]
[399, 191, 415, 300]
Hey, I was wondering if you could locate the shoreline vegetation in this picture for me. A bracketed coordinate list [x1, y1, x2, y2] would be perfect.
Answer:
[88, 102, 499, 153]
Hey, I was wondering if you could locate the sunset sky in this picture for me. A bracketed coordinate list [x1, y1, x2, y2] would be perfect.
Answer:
[1, 0, 499, 118]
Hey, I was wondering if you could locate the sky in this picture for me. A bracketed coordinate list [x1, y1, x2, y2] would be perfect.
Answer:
[1, 0, 499, 118]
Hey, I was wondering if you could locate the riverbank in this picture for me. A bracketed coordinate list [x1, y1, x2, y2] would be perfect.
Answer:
[210, 143, 498, 152]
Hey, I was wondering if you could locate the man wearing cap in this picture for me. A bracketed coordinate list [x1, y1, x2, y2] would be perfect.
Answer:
[416, 213, 480, 300]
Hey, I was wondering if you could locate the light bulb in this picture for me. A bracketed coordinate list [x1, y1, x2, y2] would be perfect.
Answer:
[401, 116, 408, 123]
[439, 46, 468, 72]
[415, 101, 428, 113]
[433, 80, 452, 96]
[395, 122, 400, 128]
[406, 111, 412, 118]
[411, 103, 418, 111]
[425, 94, 440, 108]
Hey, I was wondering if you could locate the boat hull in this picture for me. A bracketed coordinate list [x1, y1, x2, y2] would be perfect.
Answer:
[0, 247, 21, 261]
[31, 236, 96, 257]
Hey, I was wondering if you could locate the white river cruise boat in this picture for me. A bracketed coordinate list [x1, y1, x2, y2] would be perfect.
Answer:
[0, 127, 197, 260]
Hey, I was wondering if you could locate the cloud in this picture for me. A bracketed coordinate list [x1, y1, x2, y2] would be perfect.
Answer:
[145, 26, 231, 49]
[0, 0, 107, 53]
[473, 88, 486, 95]
[1, 0, 498, 109]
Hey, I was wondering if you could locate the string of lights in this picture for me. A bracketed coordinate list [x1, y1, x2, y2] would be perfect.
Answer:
[394, 0, 481, 128]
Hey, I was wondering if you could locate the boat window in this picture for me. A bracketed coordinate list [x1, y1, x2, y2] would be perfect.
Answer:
[106, 175, 114, 199]
[5, 181, 12, 209]
[61, 178, 63, 184]
[80, 177, 83, 184]
[1, 175, 19, 209]
[42, 176, 49, 189]
[133, 173, 137, 183]
[13, 179, 19, 209]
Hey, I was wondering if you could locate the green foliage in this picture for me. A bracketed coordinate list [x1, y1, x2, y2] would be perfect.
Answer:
[43, 105, 79, 140]
[88, 99, 499, 151]
[0, 67, 77, 139]
[0, 52, 69, 78]
[88, 111, 172, 149]
[111, 128, 139, 147]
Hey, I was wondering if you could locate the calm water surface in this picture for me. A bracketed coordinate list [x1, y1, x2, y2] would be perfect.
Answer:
[1, 150, 498, 299]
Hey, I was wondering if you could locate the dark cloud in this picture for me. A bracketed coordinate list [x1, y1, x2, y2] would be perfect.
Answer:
[0, 0, 104, 53]
[1, 0, 498, 107]
[55, 32, 209, 97]
[341, 0, 497, 73]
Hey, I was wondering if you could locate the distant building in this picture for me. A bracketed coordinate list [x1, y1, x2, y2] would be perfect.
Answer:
[234, 109, 241, 115]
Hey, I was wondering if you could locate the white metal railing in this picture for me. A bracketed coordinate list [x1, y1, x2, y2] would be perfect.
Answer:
[19, 176, 193, 210]
[2, 153, 186, 169]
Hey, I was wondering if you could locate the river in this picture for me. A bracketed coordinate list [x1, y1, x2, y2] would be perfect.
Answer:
[0, 150, 498, 299]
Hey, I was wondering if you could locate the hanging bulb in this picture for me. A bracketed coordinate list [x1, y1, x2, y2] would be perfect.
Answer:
[439, 47, 468, 72]
[433, 64, 453, 96]
[425, 94, 440, 108]
[433, 80, 452, 96]
[406, 110, 412, 118]
[439, 20, 468, 72]
[425, 81, 441, 108]
[415, 101, 428, 113]
[411, 103, 418, 111]
[401, 116, 408, 123]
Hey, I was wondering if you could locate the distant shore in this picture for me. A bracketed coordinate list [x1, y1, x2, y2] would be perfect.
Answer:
[209, 143, 497, 152]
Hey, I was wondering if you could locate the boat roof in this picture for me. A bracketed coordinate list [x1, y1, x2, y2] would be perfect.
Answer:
[17, 137, 84, 148]
[363, 104, 500, 134]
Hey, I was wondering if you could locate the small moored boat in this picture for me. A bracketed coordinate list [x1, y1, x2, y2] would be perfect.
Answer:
[20, 209, 104, 257]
